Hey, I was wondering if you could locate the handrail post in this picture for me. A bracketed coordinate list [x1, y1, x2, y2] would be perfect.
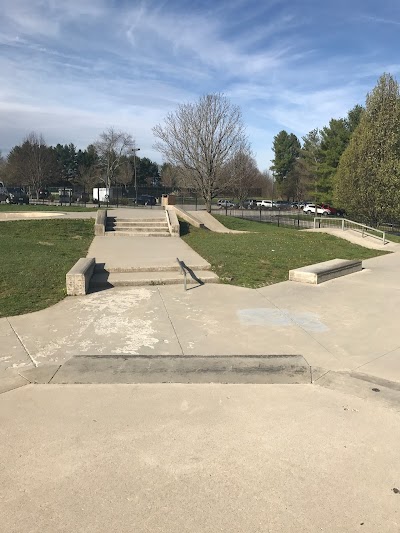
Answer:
[383, 231, 385, 245]
[341, 219, 345, 231]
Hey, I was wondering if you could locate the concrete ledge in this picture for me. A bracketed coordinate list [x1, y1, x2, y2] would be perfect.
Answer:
[94, 209, 107, 236]
[165, 207, 180, 237]
[66, 257, 96, 295]
[289, 258, 362, 284]
[171, 206, 205, 229]
[51, 355, 310, 384]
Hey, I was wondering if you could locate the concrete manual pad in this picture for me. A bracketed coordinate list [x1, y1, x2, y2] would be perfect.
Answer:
[1, 384, 400, 532]
[87, 235, 211, 271]
[51, 355, 310, 384]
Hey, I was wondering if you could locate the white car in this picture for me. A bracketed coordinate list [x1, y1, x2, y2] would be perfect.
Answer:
[303, 204, 330, 216]
[256, 199, 276, 208]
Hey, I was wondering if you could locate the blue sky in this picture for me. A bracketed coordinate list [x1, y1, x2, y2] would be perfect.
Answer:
[0, 0, 399, 170]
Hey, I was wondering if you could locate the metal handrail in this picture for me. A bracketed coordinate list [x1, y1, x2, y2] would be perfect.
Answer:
[176, 258, 188, 290]
[313, 217, 386, 244]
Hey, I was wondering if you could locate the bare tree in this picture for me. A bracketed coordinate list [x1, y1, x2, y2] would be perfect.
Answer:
[95, 127, 135, 188]
[117, 159, 133, 190]
[6, 132, 58, 197]
[223, 150, 261, 205]
[153, 93, 248, 212]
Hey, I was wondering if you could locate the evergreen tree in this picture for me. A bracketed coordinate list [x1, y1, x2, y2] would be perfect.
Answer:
[335, 73, 400, 225]
[270, 131, 301, 199]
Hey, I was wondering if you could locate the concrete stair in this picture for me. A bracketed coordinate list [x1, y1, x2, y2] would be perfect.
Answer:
[90, 262, 219, 289]
[105, 216, 170, 237]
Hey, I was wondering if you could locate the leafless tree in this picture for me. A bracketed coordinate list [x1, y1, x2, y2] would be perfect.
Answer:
[117, 159, 133, 190]
[223, 150, 261, 205]
[95, 127, 135, 188]
[261, 170, 274, 197]
[153, 93, 248, 212]
[6, 132, 58, 197]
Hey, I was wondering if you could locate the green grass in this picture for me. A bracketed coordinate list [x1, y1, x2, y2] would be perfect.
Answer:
[0, 219, 94, 317]
[0, 204, 95, 212]
[181, 215, 388, 288]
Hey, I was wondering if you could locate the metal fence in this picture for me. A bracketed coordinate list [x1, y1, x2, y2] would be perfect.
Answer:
[215, 206, 400, 239]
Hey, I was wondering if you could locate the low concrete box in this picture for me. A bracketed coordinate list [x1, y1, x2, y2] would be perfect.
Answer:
[66, 258, 96, 295]
[289, 258, 362, 284]
[94, 209, 107, 236]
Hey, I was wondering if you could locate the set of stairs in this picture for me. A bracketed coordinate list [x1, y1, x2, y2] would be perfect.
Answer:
[90, 263, 219, 289]
[105, 216, 171, 237]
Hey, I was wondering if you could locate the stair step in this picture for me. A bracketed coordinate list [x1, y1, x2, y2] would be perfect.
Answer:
[90, 270, 219, 287]
[106, 226, 168, 232]
[105, 231, 171, 237]
[94, 264, 212, 273]
[107, 220, 168, 227]
[108, 218, 165, 223]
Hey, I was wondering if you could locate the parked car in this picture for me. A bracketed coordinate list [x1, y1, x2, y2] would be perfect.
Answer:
[4, 187, 29, 204]
[38, 188, 50, 200]
[275, 200, 291, 209]
[136, 194, 157, 206]
[257, 199, 276, 209]
[319, 204, 337, 215]
[303, 204, 331, 216]
[240, 199, 258, 209]
[217, 199, 236, 208]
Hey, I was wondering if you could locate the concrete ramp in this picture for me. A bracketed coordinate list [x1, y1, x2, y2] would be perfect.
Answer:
[305, 227, 399, 250]
[187, 210, 246, 233]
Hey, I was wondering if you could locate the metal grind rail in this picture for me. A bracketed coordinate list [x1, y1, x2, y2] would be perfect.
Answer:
[313, 217, 387, 244]
[177, 258, 188, 290]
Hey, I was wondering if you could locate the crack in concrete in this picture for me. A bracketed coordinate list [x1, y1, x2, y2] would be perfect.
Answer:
[157, 287, 184, 356]
[6, 318, 38, 367]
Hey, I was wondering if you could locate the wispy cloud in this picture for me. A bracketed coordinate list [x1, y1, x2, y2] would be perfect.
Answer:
[0, 0, 398, 170]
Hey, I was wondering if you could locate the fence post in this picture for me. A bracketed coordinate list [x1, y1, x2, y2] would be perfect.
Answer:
[313, 217, 316, 229]
[383, 231, 385, 244]
[342, 219, 345, 231]
[259, 206, 262, 222]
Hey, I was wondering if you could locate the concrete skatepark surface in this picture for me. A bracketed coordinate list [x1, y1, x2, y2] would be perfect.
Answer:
[1, 384, 400, 532]
[2, 207, 400, 532]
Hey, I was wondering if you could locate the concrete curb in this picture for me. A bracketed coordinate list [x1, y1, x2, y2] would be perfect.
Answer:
[50, 354, 311, 384]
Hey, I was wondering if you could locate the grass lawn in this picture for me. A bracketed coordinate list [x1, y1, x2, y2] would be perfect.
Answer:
[181, 215, 388, 288]
[0, 219, 94, 317]
[0, 204, 95, 212]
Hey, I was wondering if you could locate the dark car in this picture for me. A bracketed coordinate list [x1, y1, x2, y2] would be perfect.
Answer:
[5, 187, 29, 204]
[38, 188, 50, 199]
[240, 199, 258, 209]
[136, 194, 157, 206]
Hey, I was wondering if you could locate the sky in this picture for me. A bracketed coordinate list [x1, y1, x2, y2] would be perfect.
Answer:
[0, 0, 400, 170]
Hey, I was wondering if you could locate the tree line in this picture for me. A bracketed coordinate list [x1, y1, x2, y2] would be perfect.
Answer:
[270, 73, 400, 225]
[2, 74, 397, 222]
[0, 128, 160, 198]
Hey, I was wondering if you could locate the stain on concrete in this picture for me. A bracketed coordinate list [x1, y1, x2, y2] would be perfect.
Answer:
[237, 308, 329, 333]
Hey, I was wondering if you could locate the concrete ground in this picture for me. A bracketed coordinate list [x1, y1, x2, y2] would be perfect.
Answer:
[1, 384, 399, 533]
[2, 249, 400, 384]
[2, 208, 400, 532]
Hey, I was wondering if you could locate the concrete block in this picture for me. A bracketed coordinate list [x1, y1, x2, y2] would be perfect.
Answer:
[289, 258, 362, 284]
[94, 209, 107, 236]
[66, 257, 96, 295]
[165, 207, 180, 237]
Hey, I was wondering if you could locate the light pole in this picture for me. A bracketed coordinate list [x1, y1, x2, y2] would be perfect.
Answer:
[132, 147, 140, 206]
